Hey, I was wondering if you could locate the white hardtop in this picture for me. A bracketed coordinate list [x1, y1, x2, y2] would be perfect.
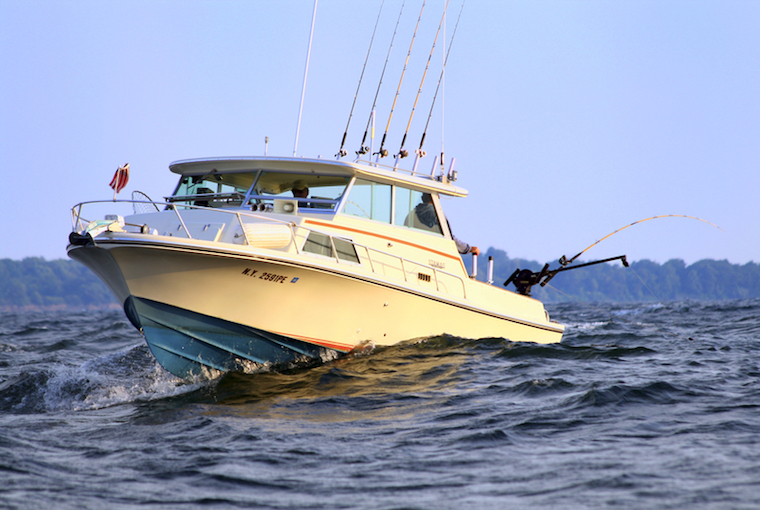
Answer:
[169, 156, 469, 198]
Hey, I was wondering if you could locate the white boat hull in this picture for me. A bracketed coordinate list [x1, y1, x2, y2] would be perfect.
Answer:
[69, 237, 563, 379]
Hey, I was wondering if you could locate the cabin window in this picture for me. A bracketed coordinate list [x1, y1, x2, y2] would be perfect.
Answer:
[249, 172, 349, 211]
[395, 188, 443, 235]
[303, 232, 332, 257]
[303, 232, 360, 263]
[334, 238, 360, 263]
[344, 179, 392, 223]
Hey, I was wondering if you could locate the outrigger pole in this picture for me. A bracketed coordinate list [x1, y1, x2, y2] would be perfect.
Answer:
[293, 0, 318, 157]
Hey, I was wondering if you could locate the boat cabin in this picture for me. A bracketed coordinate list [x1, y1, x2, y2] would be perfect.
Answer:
[166, 157, 466, 244]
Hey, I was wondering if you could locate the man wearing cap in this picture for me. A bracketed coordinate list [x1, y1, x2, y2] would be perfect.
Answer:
[292, 180, 309, 207]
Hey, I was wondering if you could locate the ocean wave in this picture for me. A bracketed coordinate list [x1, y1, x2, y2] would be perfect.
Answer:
[0, 344, 204, 413]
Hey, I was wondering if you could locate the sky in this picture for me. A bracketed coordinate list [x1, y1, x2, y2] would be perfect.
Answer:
[1, 0, 758, 266]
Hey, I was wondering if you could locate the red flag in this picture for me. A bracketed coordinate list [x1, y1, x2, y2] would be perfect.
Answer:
[109, 163, 130, 194]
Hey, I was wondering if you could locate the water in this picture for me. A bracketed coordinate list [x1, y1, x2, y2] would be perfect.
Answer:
[2, 300, 760, 509]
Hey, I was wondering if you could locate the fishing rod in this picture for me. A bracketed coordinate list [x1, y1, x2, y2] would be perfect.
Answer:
[336, 0, 385, 159]
[375, 0, 426, 159]
[505, 255, 629, 297]
[415, 0, 463, 168]
[395, 0, 449, 160]
[503, 214, 723, 296]
[558, 214, 725, 268]
[357, 0, 406, 156]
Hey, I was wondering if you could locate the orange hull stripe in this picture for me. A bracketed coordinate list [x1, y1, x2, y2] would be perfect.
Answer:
[304, 219, 461, 262]
[269, 328, 354, 352]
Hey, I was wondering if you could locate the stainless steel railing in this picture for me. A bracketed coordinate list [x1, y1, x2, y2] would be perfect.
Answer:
[70, 199, 469, 298]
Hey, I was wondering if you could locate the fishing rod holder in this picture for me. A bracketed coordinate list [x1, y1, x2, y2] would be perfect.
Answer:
[504, 255, 629, 296]
[446, 158, 457, 182]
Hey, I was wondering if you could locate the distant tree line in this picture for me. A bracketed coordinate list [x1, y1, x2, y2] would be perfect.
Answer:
[470, 249, 760, 303]
[1, 252, 759, 310]
[0, 258, 116, 310]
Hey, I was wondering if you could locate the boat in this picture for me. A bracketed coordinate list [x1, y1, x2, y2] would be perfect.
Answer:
[67, 156, 565, 379]
[66, 1, 572, 379]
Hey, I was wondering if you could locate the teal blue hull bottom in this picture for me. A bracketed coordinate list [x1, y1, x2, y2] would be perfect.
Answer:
[125, 297, 335, 379]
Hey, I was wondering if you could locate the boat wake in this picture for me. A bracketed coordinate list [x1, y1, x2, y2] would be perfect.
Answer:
[0, 344, 202, 413]
[0, 338, 377, 414]
[0, 301, 713, 416]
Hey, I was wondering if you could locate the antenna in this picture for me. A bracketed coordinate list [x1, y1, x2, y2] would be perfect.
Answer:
[293, 0, 318, 157]
[419, 1, 464, 161]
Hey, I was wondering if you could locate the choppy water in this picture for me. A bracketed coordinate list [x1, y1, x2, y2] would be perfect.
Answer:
[1, 300, 760, 509]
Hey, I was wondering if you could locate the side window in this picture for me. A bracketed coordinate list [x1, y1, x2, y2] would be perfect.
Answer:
[395, 188, 443, 235]
[344, 179, 391, 223]
[303, 232, 360, 264]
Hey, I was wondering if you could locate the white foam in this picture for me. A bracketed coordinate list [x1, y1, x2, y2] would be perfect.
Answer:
[41, 345, 211, 411]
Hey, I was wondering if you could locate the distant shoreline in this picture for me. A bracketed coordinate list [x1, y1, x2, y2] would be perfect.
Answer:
[3, 253, 760, 305]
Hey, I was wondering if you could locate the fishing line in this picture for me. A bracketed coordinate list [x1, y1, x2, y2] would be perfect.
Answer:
[628, 265, 663, 304]
[357, 0, 406, 156]
[418, 0, 463, 158]
[376, 0, 426, 158]
[563, 215, 725, 266]
[395, 0, 449, 159]
[336, 0, 386, 159]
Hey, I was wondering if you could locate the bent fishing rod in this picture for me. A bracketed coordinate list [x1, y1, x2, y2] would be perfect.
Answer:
[503, 215, 723, 296]
[504, 254, 629, 297]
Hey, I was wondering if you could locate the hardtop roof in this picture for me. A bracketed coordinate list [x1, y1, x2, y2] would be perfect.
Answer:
[169, 157, 468, 197]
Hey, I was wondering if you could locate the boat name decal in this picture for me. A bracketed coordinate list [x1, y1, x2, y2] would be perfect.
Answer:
[428, 260, 445, 269]
[241, 268, 291, 284]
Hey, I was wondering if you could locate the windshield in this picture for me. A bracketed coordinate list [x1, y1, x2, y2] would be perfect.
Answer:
[249, 172, 350, 211]
[170, 173, 254, 208]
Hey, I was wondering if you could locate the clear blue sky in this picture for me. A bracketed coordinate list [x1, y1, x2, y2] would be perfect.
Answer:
[1, 0, 758, 265]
